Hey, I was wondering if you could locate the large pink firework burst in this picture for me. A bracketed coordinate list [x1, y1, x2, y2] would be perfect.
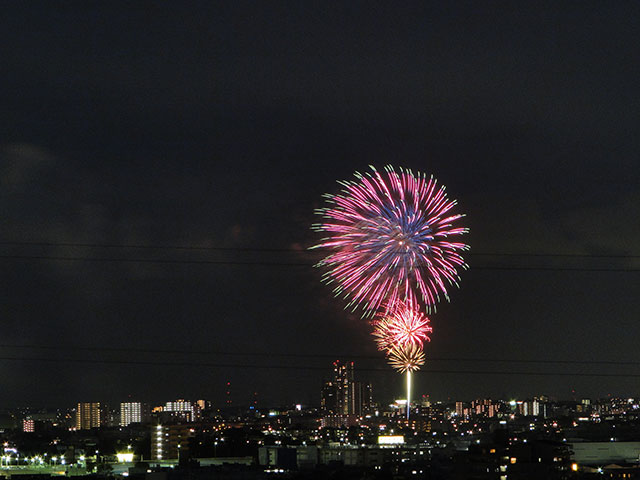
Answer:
[312, 165, 468, 316]
[372, 301, 432, 352]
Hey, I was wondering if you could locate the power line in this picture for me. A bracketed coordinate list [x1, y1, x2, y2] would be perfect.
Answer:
[0, 355, 638, 377]
[0, 254, 638, 272]
[0, 254, 304, 267]
[0, 241, 294, 253]
[1, 240, 638, 259]
[1, 343, 639, 366]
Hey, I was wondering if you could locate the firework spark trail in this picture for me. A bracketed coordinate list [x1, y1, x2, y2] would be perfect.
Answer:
[312, 165, 468, 316]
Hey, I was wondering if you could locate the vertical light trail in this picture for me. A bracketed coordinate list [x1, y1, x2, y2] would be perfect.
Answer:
[406, 370, 412, 420]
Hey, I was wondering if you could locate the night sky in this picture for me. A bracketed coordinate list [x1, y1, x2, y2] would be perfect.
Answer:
[1, 2, 639, 408]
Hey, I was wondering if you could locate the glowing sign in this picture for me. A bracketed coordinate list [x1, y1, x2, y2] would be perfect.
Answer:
[116, 453, 134, 463]
[378, 435, 405, 445]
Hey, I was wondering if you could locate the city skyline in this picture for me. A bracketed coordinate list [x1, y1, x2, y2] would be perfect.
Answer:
[5, 383, 640, 478]
[1, 2, 640, 406]
[7, 383, 640, 422]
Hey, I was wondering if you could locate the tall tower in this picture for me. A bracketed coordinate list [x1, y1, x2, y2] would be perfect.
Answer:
[321, 361, 374, 417]
[321, 380, 338, 413]
[225, 381, 232, 407]
[331, 360, 349, 414]
[324, 360, 369, 415]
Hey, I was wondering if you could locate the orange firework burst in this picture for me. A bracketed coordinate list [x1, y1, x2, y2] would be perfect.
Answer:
[388, 344, 425, 373]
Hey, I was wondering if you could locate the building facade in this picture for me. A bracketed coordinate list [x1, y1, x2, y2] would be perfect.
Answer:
[321, 361, 372, 416]
[120, 401, 150, 426]
[151, 424, 194, 460]
[76, 402, 101, 430]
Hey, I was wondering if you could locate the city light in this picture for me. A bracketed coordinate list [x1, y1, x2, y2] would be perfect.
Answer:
[378, 435, 405, 445]
[116, 453, 134, 463]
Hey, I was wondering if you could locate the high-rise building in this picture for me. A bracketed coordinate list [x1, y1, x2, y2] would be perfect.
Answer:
[120, 402, 149, 426]
[321, 381, 338, 413]
[523, 399, 541, 417]
[363, 383, 374, 413]
[23, 418, 34, 433]
[350, 381, 374, 416]
[470, 398, 494, 418]
[335, 360, 354, 414]
[163, 400, 195, 423]
[76, 402, 101, 430]
[151, 424, 194, 460]
[100, 403, 119, 427]
[321, 361, 372, 415]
